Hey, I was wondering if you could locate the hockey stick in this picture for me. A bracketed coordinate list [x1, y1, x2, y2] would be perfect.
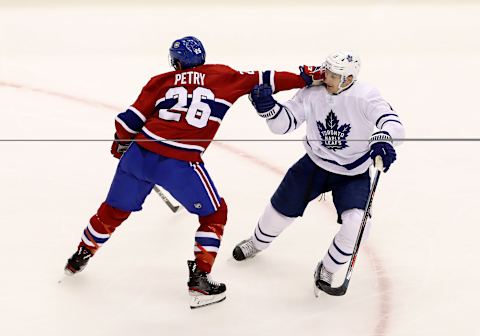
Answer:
[153, 185, 182, 213]
[316, 157, 383, 296]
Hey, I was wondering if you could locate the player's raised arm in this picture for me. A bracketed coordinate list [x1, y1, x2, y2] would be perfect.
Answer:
[224, 64, 321, 102]
[249, 83, 309, 135]
[247, 65, 325, 135]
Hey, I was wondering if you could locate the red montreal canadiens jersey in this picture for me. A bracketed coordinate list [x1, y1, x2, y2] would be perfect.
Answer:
[114, 64, 304, 162]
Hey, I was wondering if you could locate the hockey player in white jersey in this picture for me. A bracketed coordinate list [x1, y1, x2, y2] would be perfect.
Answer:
[232, 51, 405, 295]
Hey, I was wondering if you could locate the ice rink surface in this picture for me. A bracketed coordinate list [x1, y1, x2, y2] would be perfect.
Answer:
[1, 2, 480, 335]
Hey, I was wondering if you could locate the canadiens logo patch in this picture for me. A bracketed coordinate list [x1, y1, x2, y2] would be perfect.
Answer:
[316, 111, 351, 151]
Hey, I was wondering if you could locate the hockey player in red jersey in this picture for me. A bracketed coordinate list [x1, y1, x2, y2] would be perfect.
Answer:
[64, 36, 320, 308]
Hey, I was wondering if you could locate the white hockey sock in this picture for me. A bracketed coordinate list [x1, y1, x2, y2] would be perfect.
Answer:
[252, 202, 295, 251]
[322, 208, 372, 273]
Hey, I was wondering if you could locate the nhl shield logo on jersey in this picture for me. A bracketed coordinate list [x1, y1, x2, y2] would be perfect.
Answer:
[316, 111, 351, 151]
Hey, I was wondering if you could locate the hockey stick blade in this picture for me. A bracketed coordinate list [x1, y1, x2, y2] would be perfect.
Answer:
[153, 185, 182, 213]
[315, 280, 349, 296]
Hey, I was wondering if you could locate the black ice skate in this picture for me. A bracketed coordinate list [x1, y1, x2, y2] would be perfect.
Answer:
[313, 262, 333, 297]
[187, 260, 226, 309]
[232, 238, 260, 261]
[64, 246, 93, 275]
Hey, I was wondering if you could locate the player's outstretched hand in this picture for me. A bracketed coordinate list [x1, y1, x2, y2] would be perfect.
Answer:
[249, 84, 279, 119]
[299, 65, 325, 87]
[111, 133, 132, 159]
[369, 131, 396, 172]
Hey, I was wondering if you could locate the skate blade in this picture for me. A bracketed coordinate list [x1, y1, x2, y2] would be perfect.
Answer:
[63, 263, 86, 277]
[59, 268, 76, 284]
[189, 291, 226, 309]
[64, 268, 75, 276]
[314, 283, 320, 298]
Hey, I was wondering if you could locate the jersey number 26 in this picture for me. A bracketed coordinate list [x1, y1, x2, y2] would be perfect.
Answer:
[158, 87, 214, 128]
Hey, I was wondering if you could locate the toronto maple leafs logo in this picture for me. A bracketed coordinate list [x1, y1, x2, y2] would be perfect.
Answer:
[317, 111, 351, 150]
[347, 54, 353, 62]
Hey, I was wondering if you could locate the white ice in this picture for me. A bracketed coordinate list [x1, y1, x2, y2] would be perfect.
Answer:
[1, 2, 480, 336]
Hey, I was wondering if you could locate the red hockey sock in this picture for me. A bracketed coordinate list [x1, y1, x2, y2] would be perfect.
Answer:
[194, 199, 228, 273]
[79, 202, 131, 254]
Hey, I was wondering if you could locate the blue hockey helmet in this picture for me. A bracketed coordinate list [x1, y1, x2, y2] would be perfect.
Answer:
[169, 36, 206, 70]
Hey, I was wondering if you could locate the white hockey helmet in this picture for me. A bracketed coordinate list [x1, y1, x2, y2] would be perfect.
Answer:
[323, 51, 361, 93]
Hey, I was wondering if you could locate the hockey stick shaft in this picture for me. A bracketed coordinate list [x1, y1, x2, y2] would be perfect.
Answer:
[342, 170, 381, 284]
[153, 185, 181, 213]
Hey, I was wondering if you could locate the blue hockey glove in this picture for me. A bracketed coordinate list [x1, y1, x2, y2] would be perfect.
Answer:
[369, 131, 396, 172]
[249, 84, 280, 119]
[299, 65, 325, 87]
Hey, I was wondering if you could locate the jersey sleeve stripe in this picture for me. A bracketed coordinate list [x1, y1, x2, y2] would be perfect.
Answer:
[281, 105, 298, 133]
[115, 116, 138, 134]
[283, 107, 293, 134]
[286, 106, 298, 128]
[261, 70, 275, 92]
[208, 100, 230, 120]
[129, 106, 146, 122]
[380, 119, 402, 128]
[375, 113, 399, 128]
[116, 107, 147, 134]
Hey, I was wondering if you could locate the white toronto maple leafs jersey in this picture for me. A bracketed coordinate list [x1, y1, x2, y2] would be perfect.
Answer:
[267, 81, 405, 176]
